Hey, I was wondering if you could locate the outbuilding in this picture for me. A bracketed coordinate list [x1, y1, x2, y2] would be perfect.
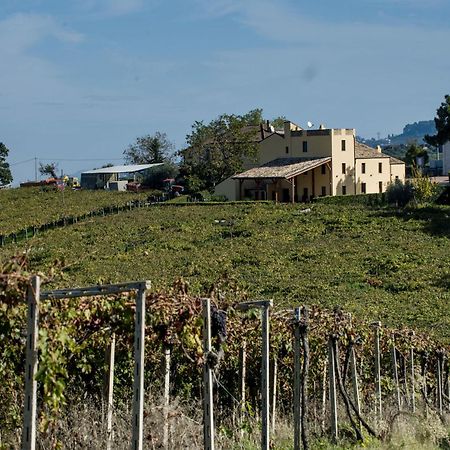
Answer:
[80, 164, 163, 190]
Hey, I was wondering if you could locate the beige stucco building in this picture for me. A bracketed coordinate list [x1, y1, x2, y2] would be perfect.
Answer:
[215, 120, 406, 202]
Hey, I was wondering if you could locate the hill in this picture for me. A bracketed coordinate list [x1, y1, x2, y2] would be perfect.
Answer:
[359, 120, 436, 151]
[1, 199, 449, 342]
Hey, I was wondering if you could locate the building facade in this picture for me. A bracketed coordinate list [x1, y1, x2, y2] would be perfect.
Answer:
[215, 120, 406, 202]
[443, 142, 450, 176]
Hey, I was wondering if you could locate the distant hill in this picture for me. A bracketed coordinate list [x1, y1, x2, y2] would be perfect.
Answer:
[359, 120, 436, 148]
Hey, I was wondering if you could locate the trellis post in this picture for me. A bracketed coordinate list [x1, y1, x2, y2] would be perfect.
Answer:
[437, 354, 443, 415]
[202, 298, 215, 450]
[372, 321, 382, 420]
[391, 337, 401, 410]
[163, 346, 171, 450]
[22, 275, 40, 450]
[293, 307, 301, 450]
[131, 284, 148, 450]
[328, 337, 338, 444]
[236, 300, 273, 450]
[105, 333, 116, 450]
[410, 344, 416, 413]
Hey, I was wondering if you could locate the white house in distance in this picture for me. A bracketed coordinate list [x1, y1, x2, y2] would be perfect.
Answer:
[215, 120, 406, 202]
[443, 142, 450, 175]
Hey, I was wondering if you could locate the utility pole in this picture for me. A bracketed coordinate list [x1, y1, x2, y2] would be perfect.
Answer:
[34, 157, 38, 182]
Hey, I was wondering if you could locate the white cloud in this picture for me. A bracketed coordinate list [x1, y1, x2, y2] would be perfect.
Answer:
[0, 13, 83, 55]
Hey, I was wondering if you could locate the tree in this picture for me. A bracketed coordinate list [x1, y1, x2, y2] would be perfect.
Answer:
[180, 112, 260, 192]
[404, 143, 429, 167]
[425, 94, 450, 147]
[123, 132, 175, 164]
[39, 162, 58, 178]
[0, 143, 13, 186]
[271, 116, 287, 129]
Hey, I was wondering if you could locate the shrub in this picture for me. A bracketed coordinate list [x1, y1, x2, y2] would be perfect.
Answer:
[385, 180, 414, 207]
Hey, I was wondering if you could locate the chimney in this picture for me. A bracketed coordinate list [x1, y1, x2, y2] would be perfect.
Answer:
[284, 120, 291, 137]
[376, 145, 382, 153]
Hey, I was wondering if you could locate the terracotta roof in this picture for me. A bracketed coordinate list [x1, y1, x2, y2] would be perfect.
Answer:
[233, 157, 331, 180]
[355, 142, 391, 159]
[389, 156, 405, 164]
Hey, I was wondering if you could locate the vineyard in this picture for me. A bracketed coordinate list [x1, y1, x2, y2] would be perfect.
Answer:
[1, 200, 449, 342]
[0, 187, 150, 236]
[0, 190, 449, 448]
[0, 256, 449, 449]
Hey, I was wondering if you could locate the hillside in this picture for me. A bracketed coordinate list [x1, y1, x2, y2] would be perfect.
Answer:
[0, 187, 149, 235]
[1, 199, 449, 342]
[359, 120, 436, 149]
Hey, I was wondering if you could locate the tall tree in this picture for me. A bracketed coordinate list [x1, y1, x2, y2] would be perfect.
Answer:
[0, 143, 13, 186]
[180, 112, 260, 191]
[39, 162, 58, 178]
[425, 94, 450, 146]
[404, 143, 429, 167]
[123, 132, 175, 164]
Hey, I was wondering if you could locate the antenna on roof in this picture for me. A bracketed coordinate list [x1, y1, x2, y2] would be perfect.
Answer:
[307, 121, 314, 128]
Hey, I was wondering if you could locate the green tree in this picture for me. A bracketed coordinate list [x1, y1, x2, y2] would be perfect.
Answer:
[404, 143, 429, 167]
[425, 94, 450, 147]
[0, 142, 13, 186]
[180, 112, 260, 191]
[123, 131, 175, 164]
[39, 162, 58, 178]
[271, 116, 287, 129]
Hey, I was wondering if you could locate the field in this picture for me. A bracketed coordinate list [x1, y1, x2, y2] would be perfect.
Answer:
[1, 195, 449, 342]
[0, 187, 149, 235]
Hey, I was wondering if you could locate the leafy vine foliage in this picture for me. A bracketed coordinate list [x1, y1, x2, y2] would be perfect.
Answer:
[0, 255, 448, 443]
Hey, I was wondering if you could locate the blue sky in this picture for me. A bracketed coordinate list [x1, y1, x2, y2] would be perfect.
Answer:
[1, 0, 449, 184]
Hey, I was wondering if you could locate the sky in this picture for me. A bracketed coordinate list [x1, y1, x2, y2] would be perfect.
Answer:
[1, 0, 449, 184]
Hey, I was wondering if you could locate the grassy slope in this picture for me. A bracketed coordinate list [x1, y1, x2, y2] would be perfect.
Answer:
[0, 187, 148, 235]
[1, 201, 449, 341]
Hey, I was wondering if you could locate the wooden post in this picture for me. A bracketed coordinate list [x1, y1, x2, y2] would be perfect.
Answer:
[22, 275, 40, 450]
[293, 307, 301, 450]
[350, 347, 361, 424]
[239, 340, 247, 419]
[105, 333, 116, 450]
[437, 355, 443, 415]
[291, 178, 295, 204]
[391, 340, 401, 410]
[163, 346, 171, 450]
[131, 286, 147, 450]
[328, 338, 338, 443]
[373, 322, 382, 420]
[202, 298, 215, 450]
[410, 347, 416, 413]
[261, 303, 271, 450]
[321, 364, 327, 433]
[271, 357, 277, 432]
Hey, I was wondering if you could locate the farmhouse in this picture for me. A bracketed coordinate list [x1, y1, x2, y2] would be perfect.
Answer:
[215, 120, 406, 202]
[80, 163, 163, 190]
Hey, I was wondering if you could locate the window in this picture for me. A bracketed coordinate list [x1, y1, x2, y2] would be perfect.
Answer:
[342, 163, 346, 174]
[361, 183, 366, 194]
[379, 181, 383, 193]
[321, 186, 326, 196]
[342, 185, 347, 195]
[321, 165, 326, 175]
[362, 162, 366, 174]
[302, 141, 308, 153]
[341, 140, 346, 151]
[285, 146, 289, 154]
[378, 162, 382, 173]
